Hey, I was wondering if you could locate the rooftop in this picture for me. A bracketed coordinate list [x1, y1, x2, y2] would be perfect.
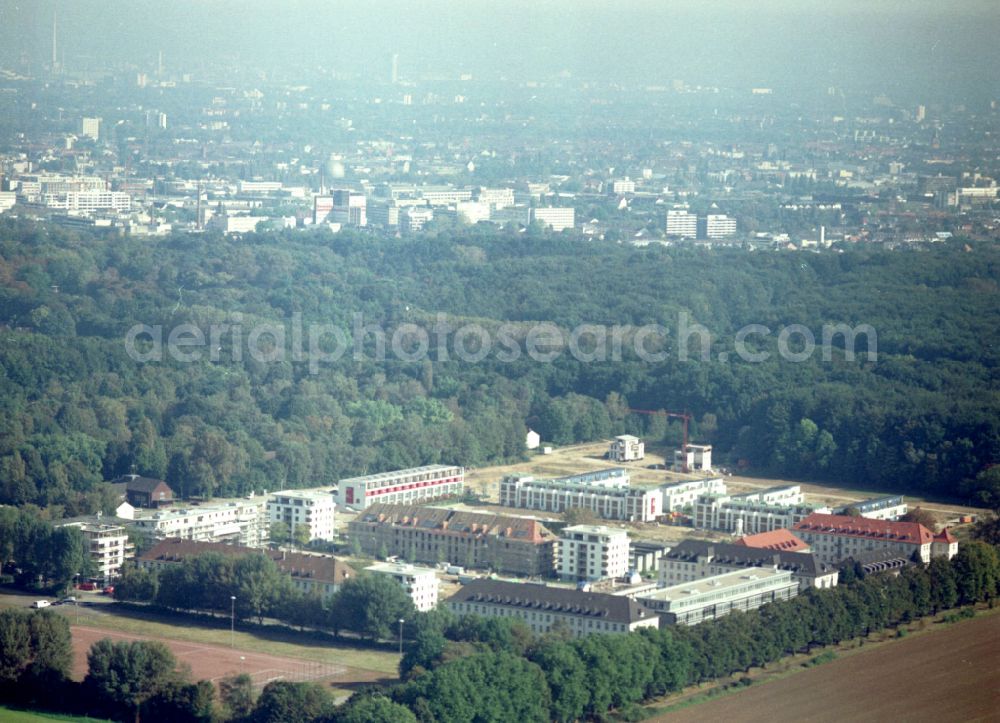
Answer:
[354, 503, 556, 542]
[792, 513, 934, 544]
[736, 529, 811, 552]
[447, 578, 656, 624]
[663, 539, 833, 576]
[640, 567, 794, 604]
[339, 464, 462, 485]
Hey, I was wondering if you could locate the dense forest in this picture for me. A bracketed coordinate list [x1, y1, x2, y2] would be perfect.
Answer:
[0, 218, 998, 511]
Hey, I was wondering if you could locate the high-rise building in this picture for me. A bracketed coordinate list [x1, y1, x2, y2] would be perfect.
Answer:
[559, 525, 630, 581]
[391, 53, 400, 85]
[313, 195, 335, 225]
[701, 214, 737, 239]
[915, 104, 926, 123]
[666, 209, 697, 237]
[331, 189, 367, 227]
[267, 490, 337, 542]
[81, 117, 102, 142]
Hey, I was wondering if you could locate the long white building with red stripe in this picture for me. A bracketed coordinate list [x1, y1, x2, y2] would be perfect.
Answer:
[338, 465, 464, 510]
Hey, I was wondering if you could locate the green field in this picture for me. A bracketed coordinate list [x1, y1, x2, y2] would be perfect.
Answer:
[58, 603, 401, 674]
[0, 707, 109, 723]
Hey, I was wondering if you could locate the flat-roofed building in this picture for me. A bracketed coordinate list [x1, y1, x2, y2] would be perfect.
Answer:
[835, 495, 908, 521]
[365, 562, 439, 611]
[608, 435, 644, 462]
[267, 490, 336, 542]
[559, 525, 630, 582]
[659, 477, 727, 513]
[56, 517, 133, 584]
[499, 469, 661, 522]
[630, 540, 671, 575]
[348, 503, 557, 577]
[659, 539, 837, 591]
[446, 579, 659, 637]
[532, 206, 575, 231]
[639, 567, 798, 625]
[128, 498, 268, 548]
[693, 485, 822, 535]
[338, 465, 464, 510]
[666, 209, 697, 237]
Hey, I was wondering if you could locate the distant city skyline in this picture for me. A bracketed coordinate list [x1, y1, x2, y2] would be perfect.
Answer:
[1, 1, 998, 102]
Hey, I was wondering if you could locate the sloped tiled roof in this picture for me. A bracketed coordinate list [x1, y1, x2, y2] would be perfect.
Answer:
[139, 538, 354, 585]
[447, 578, 655, 624]
[355, 503, 556, 543]
[792, 513, 933, 545]
[736, 529, 811, 552]
[664, 539, 833, 576]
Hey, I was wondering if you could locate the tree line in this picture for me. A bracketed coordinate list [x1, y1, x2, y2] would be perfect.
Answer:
[115, 553, 416, 640]
[0, 506, 95, 591]
[1, 220, 998, 512]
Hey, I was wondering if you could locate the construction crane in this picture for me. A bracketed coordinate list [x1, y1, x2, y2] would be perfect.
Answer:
[626, 408, 693, 473]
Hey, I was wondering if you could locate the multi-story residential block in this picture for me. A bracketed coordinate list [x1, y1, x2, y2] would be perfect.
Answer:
[127, 498, 269, 548]
[499, 469, 661, 522]
[475, 187, 515, 208]
[693, 486, 822, 535]
[559, 525, 630, 582]
[446, 579, 660, 637]
[659, 477, 727, 512]
[672, 444, 712, 472]
[638, 567, 799, 625]
[630, 540, 671, 575]
[791, 513, 957, 565]
[80, 117, 102, 141]
[365, 562, 439, 611]
[659, 539, 837, 591]
[331, 189, 367, 226]
[56, 517, 133, 584]
[532, 206, 575, 231]
[834, 495, 908, 521]
[608, 435, 644, 462]
[347, 504, 558, 577]
[138, 539, 354, 600]
[612, 178, 636, 194]
[267, 490, 336, 542]
[701, 214, 737, 239]
[666, 209, 698, 237]
[43, 191, 132, 213]
[338, 465, 464, 510]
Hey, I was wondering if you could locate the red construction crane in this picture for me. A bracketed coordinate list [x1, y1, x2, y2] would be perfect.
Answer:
[626, 408, 693, 472]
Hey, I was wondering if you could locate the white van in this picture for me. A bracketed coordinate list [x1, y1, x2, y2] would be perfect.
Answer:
[31, 600, 51, 609]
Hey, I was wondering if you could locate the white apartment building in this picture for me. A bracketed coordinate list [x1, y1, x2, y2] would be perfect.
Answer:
[365, 562, 439, 611]
[447, 579, 660, 637]
[608, 435, 644, 462]
[43, 191, 132, 213]
[532, 206, 575, 231]
[238, 180, 283, 193]
[499, 469, 661, 522]
[612, 178, 636, 194]
[837, 495, 908, 521]
[673, 444, 713, 472]
[127, 498, 269, 548]
[419, 187, 473, 205]
[693, 486, 821, 535]
[401, 207, 434, 233]
[267, 491, 336, 542]
[81, 117, 102, 141]
[659, 477, 727, 512]
[638, 567, 798, 625]
[559, 525, 630, 581]
[57, 518, 133, 584]
[338, 465, 464, 510]
[703, 214, 737, 238]
[666, 209, 698, 237]
[475, 187, 515, 208]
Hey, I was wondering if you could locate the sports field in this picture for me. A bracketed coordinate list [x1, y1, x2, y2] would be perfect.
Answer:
[654, 612, 1000, 722]
[69, 624, 389, 693]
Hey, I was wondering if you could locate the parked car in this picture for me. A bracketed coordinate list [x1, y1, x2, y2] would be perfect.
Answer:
[61, 596, 77, 604]
[102, 586, 114, 595]
[31, 600, 51, 609]
[78, 582, 97, 591]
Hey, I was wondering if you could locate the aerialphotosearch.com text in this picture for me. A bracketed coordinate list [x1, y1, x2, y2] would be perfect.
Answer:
[124, 312, 877, 372]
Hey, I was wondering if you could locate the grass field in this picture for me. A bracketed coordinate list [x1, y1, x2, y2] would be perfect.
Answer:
[648, 611, 1000, 722]
[0, 707, 109, 722]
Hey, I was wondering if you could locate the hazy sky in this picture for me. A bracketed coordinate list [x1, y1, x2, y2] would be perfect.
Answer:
[2, 1, 999, 100]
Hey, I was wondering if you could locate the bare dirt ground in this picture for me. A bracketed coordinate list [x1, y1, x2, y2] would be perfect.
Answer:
[465, 441, 983, 533]
[68, 624, 390, 692]
[653, 612, 1000, 723]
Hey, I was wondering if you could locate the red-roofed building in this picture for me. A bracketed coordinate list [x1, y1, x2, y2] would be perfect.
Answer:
[932, 528, 959, 559]
[735, 529, 811, 553]
[791, 513, 956, 565]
